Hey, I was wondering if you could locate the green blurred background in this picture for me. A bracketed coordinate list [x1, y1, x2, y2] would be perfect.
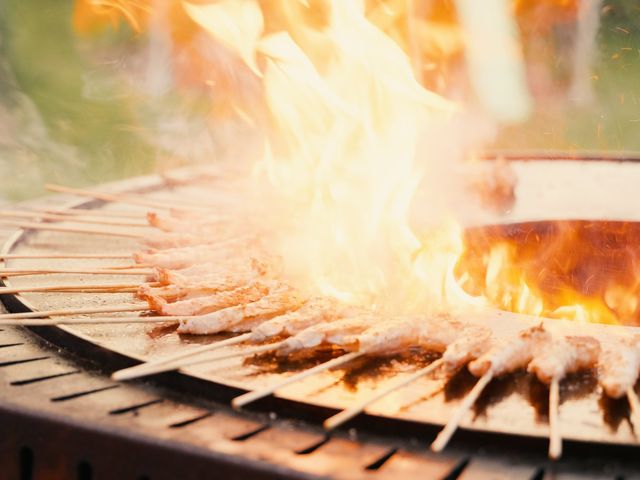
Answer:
[0, 1, 639, 201]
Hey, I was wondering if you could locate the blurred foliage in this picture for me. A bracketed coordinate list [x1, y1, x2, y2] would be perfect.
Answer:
[495, 1, 640, 152]
[0, 0, 153, 200]
[1, 1, 640, 201]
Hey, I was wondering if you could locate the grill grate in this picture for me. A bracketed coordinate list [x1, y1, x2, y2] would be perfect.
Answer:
[1, 162, 640, 478]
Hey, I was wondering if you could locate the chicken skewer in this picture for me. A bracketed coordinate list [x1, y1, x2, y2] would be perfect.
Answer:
[233, 314, 457, 409]
[0, 210, 150, 227]
[598, 335, 640, 436]
[431, 324, 551, 452]
[323, 322, 492, 430]
[113, 297, 358, 381]
[528, 335, 601, 459]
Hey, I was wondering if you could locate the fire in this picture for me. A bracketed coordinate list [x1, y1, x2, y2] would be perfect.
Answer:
[456, 221, 640, 326]
[71, 1, 639, 325]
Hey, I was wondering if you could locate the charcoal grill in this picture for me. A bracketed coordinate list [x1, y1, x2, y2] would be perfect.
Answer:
[2, 155, 640, 479]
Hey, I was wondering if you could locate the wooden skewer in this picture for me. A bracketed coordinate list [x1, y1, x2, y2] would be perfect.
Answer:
[0, 304, 149, 319]
[0, 282, 150, 295]
[324, 358, 445, 431]
[232, 351, 364, 409]
[0, 219, 144, 238]
[431, 370, 494, 452]
[0, 210, 150, 227]
[0, 316, 178, 326]
[626, 386, 640, 438]
[44, 208, 147, 219]
[0, 253, 132, 260]
[0, 268, 151, 277]
[549, 377, 562, 459]
[111, 333, 252, 381]
[46, 184, 210, 211]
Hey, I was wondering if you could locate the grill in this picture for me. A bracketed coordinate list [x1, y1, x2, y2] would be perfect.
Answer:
[2, 155, 640, 479]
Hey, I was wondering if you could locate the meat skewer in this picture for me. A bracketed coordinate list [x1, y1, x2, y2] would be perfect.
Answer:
[528, 335, 601, 459]
[0, 282, 147, 295]
[45, 184, 210, 211]
[112, 297, 358, 381]
[431, 324, 551, 452]
[323, 322, 492, 430]
[0, 253, 132, 260]
[0, 220, 144, 238]
[598, 335, 640, 435]
[0, 210, 150, 227]
[0, 267, 152, 277]
[233, 314, 451, 409]
[0, 304, 149, 320]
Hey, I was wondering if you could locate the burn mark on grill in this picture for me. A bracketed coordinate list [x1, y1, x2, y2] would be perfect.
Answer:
[364, 447, 398, 470]
[231, 424, 270, 441]
[109, 399, 163, 415]
[243, 347, 343, 375]
[295, 433, 331, 455]
[442, 457, 470, 480]
[473, 372, 524, 420]
[443, 368, 476, 402]
[0, 342, 24, 349]
[599, 393, 631, 433]
[51, 384, 120, 402]
[168, 411, 213, 428]
[560, 370, 598, 402]
[11, 370, 80, 386]
[0, 356, 49, 368]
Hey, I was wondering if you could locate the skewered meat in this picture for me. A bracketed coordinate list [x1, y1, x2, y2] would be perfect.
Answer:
[250, 297, 361, 342]
[599, 335, 640, 398]
[134, 242, 262, 269]
[177, 283, 304, 334]
[143, 230, 256, 249]
[441, 323, 493, 372]
[147, 281, 272, 316]
[277, 314, 379, 355]
[528, 335, 600, 384]
[469, 324, 551, 377]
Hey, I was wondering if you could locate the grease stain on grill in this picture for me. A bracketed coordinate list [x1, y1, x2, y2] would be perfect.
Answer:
[0, 356, 49, 368]
[364, 446, 398, 470]
[168, 411, 213, 428]
[599, 393, 631, 433]
[109, 398, 163, 415]
[295, 433, 331, 455]
[231, 424, 270, 441]
[51, 384, 120, 402]
[11, 370, 80, 386]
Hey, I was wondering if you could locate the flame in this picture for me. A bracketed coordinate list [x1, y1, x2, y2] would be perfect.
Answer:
[456, 221, 640, 326]
[72, 1, 637, 325]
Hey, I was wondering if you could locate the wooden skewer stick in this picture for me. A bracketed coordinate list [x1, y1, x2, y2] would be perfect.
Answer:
[232, 351, 364, 409]
[111, 333, 253, 381]
[626, 387, 640, 438]
[0, 316, 178, 326]
[431, 370, 494, 452]
[0, 268, 151, 277]
[0, 219, 144, 238]
[0, 304, 149, 319]
[0, 253, 132, 260]
[46, 184, 210, 211]
[324, 358, 445, 431]
[0, 284, 142, 295]
[44, 208, 147, 219]
[549, 377, 562, 459]
[0, 210, 150, 227]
